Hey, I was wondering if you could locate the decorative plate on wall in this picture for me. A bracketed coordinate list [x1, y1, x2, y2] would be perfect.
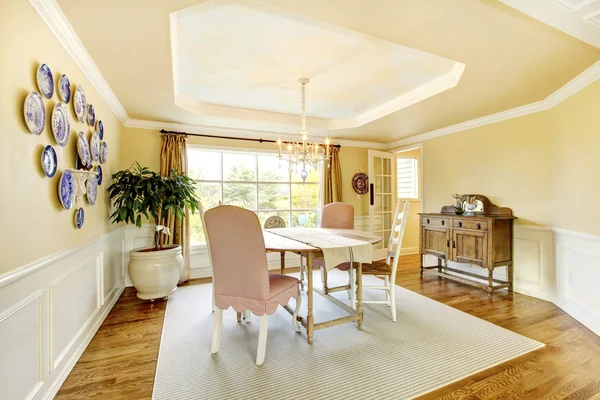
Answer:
[77, 131, 92, 167]
[24, 91, 46, 135]
[86, 175, 98, 205]
[58, 74, 71, 103]
[96, 165, 103, 185]
[51, 103, 70, 146]
[36, 64, 54, 99]
[58, 170, 75, 210]
[100, 141, 108, 164]
[90, 131, 100, 162]
[41, 145, 57, 178]
[97, 120, 104, 140]
[352, 172, 369, 195]
[87, 104, 95, 127]
[74, 207, 84, 229]
[73, 86, 86, 123]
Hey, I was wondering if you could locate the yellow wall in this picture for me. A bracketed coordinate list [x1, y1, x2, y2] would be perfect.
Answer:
[119, 127, 370, 215]
[0, 0, 123, 275]
[395, 148, 421, 251]
[423, 79, 600, 235]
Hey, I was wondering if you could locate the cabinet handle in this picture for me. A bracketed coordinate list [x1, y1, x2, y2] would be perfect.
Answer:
[441, 220, 445, 225]
[452, 240, 456, 248]
[446, 239, 450, 247]
[458, 221, 463, 227]
[477, 223, 481, 229]
[426, 218, 430, 224]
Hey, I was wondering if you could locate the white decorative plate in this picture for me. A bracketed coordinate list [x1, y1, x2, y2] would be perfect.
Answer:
[41, 145, 57, 178]
[74, 207, 84, 229]
[98, 120, 104, 140]
[77, 131, 92, 167]
[100, 141, 108, 164]
[87, 104, 95, 127]
[58, 170, 75, 210]
[24, 91, 46, 135]
[87, 175, 98, 205]
[90, 131, 100, 162]
[51, 103, 71, 146]
[59, 74, 71, 103]
[73, 86, 87, 123]
[37, 64, 54, 99]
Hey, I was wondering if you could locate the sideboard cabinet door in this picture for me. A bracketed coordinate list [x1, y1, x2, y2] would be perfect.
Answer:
[452, 229, 488, 269]
[422, 226, 450, 261]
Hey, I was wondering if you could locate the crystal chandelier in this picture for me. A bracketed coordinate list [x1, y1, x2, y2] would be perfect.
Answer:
[277, 78, 331, 183]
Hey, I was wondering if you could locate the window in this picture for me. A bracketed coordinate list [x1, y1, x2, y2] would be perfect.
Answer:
[396, 156, 418, 199]
[188, 148, 322, 244]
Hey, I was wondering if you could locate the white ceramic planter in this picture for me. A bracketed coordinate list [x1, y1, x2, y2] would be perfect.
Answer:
[129, 244, 183, 300]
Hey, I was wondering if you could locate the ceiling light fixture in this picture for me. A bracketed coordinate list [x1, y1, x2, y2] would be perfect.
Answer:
[277, 78, 331, 183]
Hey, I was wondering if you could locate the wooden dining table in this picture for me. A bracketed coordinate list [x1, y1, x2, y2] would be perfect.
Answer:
[263, 228, 381, 344]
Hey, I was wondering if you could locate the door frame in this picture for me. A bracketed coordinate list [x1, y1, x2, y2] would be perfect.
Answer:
[368, 149, 395, 261]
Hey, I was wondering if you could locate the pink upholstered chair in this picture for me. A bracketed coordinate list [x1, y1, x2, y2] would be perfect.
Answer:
[311, 203, 355, 300]
[204, 205, 302, 365]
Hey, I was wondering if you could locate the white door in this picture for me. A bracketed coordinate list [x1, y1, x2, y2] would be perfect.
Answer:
[368, 150, 395, 261]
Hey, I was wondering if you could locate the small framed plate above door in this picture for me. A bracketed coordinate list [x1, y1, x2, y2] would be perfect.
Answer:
[368, 149, 394, 261]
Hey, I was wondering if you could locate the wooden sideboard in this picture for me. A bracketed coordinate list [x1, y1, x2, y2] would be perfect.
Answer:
[419, 195, 515, 297]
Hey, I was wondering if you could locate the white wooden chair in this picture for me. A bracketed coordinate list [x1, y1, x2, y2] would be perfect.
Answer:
[351, 199, 409, 322]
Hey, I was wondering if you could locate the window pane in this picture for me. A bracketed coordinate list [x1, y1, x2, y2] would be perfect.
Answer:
[397, 157, 417, 199]
[190, 213, 206, 244]
[292, 211, 319, 228]
[223, 183, 257, 209]
[291, 163, 321, 183]
[258, 211, 290, 228]
[258, 184, 289, 210]
[258, 155, 289, 182]
[188, 149, 220, 181]
[291, 184, 320, 209]
[223, 153, 256, 181]
[195, 182, 220, 210]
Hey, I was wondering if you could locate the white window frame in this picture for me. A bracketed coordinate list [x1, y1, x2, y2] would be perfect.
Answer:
[188, 144, 322, 248]
[394, 143, 423, 203]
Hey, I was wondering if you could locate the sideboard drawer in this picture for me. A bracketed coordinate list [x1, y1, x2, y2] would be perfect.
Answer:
[453, 219, 488, 231]
[422, 216, 450, 228]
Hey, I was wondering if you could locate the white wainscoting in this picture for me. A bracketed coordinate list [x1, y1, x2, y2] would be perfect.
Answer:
[554, 228, 600, 336]
[0, 229, 126, 400]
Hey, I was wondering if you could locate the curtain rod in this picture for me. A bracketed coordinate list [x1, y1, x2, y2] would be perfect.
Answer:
[159, 129, 341, 148]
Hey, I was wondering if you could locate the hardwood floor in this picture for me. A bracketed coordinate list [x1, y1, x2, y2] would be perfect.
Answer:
[55, 255, 600, 399]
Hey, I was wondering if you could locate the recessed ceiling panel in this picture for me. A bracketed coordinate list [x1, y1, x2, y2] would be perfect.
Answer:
[170, 0, 464, 130]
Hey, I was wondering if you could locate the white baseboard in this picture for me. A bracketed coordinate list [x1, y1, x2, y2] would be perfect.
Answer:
[0, 229, 126, 400]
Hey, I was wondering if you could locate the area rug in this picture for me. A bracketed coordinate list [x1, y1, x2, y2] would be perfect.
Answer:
[153, 271, 543, 400]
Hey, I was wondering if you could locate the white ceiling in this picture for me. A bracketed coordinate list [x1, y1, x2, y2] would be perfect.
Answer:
[500, 0, 600, 48]
[171, 0, 464, 133]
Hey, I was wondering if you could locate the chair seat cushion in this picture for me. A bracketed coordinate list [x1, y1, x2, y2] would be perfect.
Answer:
[362, 261, 392, 275]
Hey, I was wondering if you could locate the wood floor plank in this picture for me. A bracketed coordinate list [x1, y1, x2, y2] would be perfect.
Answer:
[55, 254, 600, 399]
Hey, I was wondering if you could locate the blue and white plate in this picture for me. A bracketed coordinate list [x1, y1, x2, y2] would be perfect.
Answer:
[24, 91, 46, 135]
[41, 145, 57, 178]
[86, 174, 98, 205]
[96, 165, 103, 185]
[37, 64, 54, 99]
[51, 103, 70, 146]
[73, 86, 86, 123]
[97, 120, 104, 140]
[100, 141, 108, 164]
[59, 74, 71, 103]
[74, 208, 84, 229]
[90, 131, 100, 162]
[87, 104, 95, 127]
[77, 131, 92, 167]
[58, 170, 75, 210]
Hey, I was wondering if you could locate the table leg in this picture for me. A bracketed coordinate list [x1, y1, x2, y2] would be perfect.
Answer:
[307, 252, 314, 344]
[280, 251, 285, 274]
[357, 262, 363, 331]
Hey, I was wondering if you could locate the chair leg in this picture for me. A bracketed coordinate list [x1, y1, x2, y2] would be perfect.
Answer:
[211, 307, 223, 353]
[212, 282, 216, 313]
[322, 268, 329, 294]
[256, 314, 269, 365]
[384, 276, 391, 306]
[292, 295, 302, 333]
[244, 310, 251, 323]
[390, 285, 397, 323]
[351, 268, 357, 309]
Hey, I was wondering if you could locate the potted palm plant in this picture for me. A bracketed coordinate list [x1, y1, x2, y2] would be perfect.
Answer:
[108, 163, 199, 300]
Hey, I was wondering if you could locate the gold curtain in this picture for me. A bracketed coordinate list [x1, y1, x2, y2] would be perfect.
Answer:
[160, 133, 190, 283]
[322, 146, 343, 205]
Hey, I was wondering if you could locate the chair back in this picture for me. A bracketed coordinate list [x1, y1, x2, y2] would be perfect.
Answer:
[204, 205, 270, 301]
[386, 200, 410, 277]
[320, 202, 354, 229]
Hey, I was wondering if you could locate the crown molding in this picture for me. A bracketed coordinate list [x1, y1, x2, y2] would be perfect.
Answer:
[387, 60, 600, 149]
[28, 0, 129, 123]
[124, 118, 388, 149]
